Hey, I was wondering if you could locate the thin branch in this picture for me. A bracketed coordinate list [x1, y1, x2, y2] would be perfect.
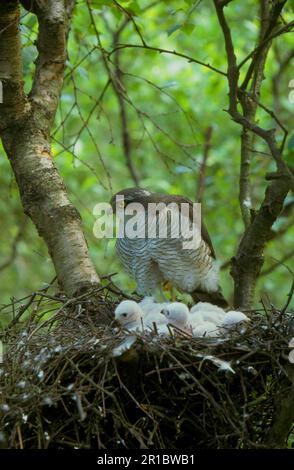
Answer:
[112, 0, 147, 46]
[281, 279, 294, 314]
[260, 249, 294, 277]
[238, 19, 294, 71]
[240, 0, 287, 91]
[109, 44, 227, 77]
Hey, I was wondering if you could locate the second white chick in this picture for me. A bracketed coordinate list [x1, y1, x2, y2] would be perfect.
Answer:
[139, 296, 157, 314]
[114, 300, 144, 332]
[192, 321, 220, 338]
[190, 302, 226, 325]
[220, 311, 250, 328]
[144, 312, 170, 335]
[162, 302, 192, 334]
[139, 296, 170, 318]
[133, 297, 170, 334]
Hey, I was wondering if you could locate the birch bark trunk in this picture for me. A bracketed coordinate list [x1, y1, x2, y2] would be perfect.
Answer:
[0, 1, 100, 297]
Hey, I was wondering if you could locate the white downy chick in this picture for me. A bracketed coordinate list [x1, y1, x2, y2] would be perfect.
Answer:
[190, 302, 226, 325]
[220, 310, 250, 328]
[144, 312, 170, 335]
[190, 302, 225, 314]
[162, 303, 192, 334]
[139, 296, 170, 318]
[192, 321, 220, 338]
[139, 296, 157, 314]
[114, 300, 144, 332]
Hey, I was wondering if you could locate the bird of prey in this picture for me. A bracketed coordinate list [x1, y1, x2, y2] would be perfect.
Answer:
[162, 302, 191, 334]
[114, 299, 169, 334]
[220, 311, 250, 328]
[190, 302, 226, 323]
[114, 300, 144, 331]
[110, 187, 228, 308]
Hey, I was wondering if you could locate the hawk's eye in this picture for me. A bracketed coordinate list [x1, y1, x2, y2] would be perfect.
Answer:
[122, 313, 128, 317]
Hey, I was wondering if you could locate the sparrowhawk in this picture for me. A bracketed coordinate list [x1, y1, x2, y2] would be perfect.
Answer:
[110, 187, 227, 308]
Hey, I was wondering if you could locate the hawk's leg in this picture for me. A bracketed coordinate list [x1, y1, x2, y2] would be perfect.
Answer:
[162, 280, 176, 301]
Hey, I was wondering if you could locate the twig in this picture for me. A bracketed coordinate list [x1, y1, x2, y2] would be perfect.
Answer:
[260, 249, 294, 277]
[281, 279, 294, 314]
[109, 44, 227, 77]
[112, 0, 147, 46]
[238, 20, 294, 71]
[6, 293, 37, 330]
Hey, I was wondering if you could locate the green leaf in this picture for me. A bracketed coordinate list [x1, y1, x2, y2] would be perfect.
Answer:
[126, 1, 141, 15]
[182, 22, 195, 35]
[90, 0, 110, 8]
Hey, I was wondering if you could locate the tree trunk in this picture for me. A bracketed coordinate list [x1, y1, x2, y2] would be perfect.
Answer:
[0, 1, 100, 297]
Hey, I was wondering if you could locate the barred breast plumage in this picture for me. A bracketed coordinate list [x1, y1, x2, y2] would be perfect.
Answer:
[111, 188, 228, 308]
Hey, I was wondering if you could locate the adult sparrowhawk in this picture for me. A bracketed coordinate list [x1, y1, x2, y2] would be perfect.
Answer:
[110, 187, 227, 308]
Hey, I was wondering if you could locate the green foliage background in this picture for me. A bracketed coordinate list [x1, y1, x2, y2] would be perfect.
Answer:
[0, 0, 293, 316]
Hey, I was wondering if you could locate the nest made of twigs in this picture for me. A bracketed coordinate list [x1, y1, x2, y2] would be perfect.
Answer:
[0, 287, 293, 449]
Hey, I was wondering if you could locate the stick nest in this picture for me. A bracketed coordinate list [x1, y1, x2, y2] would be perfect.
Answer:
[0, 286, 293, 449]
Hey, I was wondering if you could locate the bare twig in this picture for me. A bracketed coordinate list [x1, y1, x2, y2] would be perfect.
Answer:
[260, 249, 294, 277]
[281, 279, 294, 314]
[238, 20, 294, 71]
[112, 0, 147, 46]
[109, 44, 227, 77]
